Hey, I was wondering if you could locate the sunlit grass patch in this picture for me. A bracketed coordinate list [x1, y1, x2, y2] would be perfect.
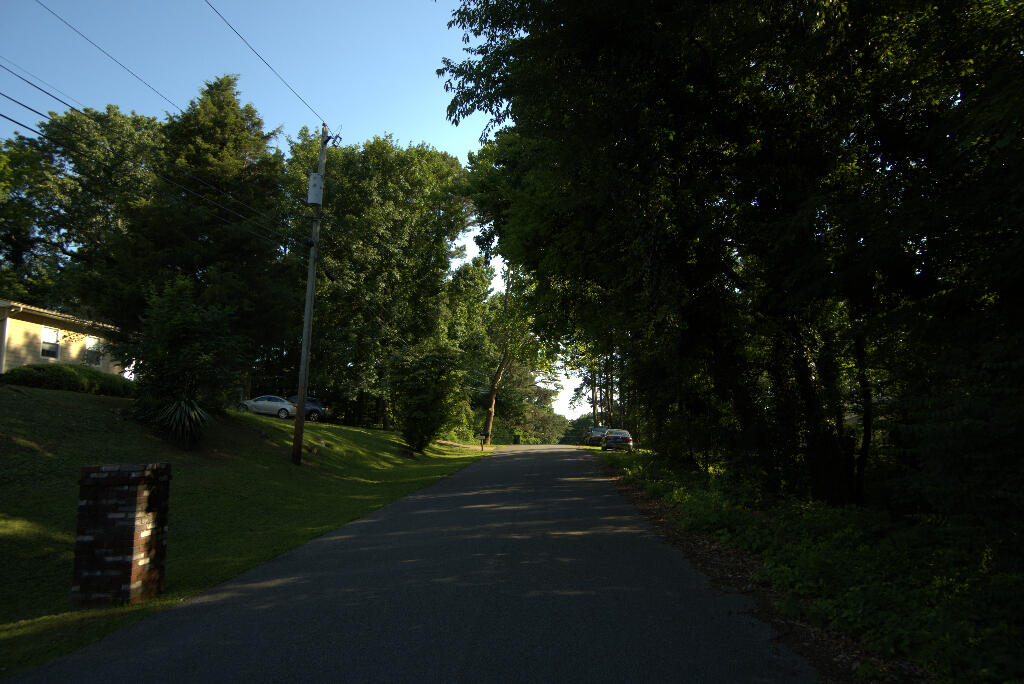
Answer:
[0, 385, 482, 677]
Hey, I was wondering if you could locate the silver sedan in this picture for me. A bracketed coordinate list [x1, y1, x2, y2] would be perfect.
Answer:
[237, 395, 296, 419]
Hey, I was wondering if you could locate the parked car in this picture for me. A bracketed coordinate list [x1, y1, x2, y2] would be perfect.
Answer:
[238, 395, 296, 419]
[586, 426, 609, 446]
[287, 396, 331, 422]
[601, 429, 634, 452]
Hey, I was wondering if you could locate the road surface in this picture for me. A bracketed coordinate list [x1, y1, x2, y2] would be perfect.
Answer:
[18, 445, 816, 683]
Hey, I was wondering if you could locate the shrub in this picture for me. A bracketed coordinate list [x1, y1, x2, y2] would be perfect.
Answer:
[0, 363, 133, 397]
[154, 397, 211, 449]
[601, 450, 1024, 682]
[395, 342, 467, 453]
[119, 277, 245, 447]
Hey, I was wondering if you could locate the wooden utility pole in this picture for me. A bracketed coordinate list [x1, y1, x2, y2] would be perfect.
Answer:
[291, 123, 330, 465]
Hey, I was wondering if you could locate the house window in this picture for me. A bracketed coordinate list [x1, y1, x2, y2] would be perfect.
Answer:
[41, 326, 60, 359]
[85, 336, 102, 367]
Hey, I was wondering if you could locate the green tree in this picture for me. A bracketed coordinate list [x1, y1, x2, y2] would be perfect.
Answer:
[277, 133, 473, 430]
[26, 105, 164, 316]
[559, 414, 595, 445]
[443, 0, 1024, 515]
[490, 366, 566, 443]
[395, 340, 467, 452]
[122, 276, 243, 446]
[440, 256, 496, 440]
[33, 77, 294, 437]
[475, 265, 557, 444]
[0, 141, 62, 304]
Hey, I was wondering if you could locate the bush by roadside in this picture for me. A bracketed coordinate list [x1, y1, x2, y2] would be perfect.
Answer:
[599, 450, 1023, 683]
[1, 363, 133, 397]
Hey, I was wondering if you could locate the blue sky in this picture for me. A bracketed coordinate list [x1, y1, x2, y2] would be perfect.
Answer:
[0, 0, 585, 418]
[0, 0, 489, 160]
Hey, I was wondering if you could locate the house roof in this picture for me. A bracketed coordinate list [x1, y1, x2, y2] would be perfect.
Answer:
[0, 299, 119, 334]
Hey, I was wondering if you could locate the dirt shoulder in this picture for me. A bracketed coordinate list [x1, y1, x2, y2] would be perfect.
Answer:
[608, 472, 934, 684]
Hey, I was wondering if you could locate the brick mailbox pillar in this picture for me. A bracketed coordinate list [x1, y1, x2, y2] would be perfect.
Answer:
[72, 463, 171, 608]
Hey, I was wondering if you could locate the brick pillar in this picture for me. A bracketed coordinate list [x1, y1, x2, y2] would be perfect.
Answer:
[71, 463, 171, 608]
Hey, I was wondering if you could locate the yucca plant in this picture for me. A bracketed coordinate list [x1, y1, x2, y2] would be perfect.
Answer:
[154, 397, 211, 449]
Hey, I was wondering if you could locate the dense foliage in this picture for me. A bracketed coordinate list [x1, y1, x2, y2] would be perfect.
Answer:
[607, 450, 1023, 682]
[1, 76, 567, 450]
[442, 1, 1023, 677]
[395, 341, 467, 452]
[444, 0, 1024, 512]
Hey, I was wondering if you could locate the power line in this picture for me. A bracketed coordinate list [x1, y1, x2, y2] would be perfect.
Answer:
[0, 54, 87, 110]
[0, 71, 294, 244]
[2, 89, 289, 244]
[0, 62, 78, 113]
[204, 0, 327, 127]
[0, 90, 53, 121]
[12, 3, 321, 244]
[1, 108, 287, 251]
[7, 13, 288, 233]
[0, 111, 40, 135]
[0, 107, 290, 250]
[33, 0, 182, 113]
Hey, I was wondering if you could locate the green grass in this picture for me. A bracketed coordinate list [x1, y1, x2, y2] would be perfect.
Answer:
[598, 449, 1024, 683]
[0, 384, 483, 678]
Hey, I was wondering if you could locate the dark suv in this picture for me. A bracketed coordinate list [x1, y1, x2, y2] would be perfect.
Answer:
[287, 396, 331, 422]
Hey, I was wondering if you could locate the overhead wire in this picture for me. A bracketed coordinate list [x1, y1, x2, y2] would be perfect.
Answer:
[5, 7, 479, 389]
[33, 0, 183, 113]
[0, 67, 296, 245]
[22, 1, 332, 244]
[17, 5, 297, 230]
[203, 0, 328, 128]
[15, 3, 296, 241]
[0, 62, 78, 113]
[1, 91, 291, 246]
[0, 54, 87, 110]
[0, 106, 290, 250]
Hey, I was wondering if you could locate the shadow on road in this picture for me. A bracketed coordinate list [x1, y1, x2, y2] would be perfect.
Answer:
[18, 446, 816, 684]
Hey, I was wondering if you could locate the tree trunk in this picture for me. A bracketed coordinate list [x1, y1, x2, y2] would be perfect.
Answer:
[356, 390, 366, 427]
[483, 353, 509, 445]
[791, 328, 853, 505]
[605, 356, 615, 426]
[382, 396, 393, 431]
[853, 329, 872, 505]
[240, 370, 251, 401]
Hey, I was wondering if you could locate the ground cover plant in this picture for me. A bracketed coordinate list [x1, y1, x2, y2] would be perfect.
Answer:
[0, 384, 483, 678]
[598, 449, 1024, 683]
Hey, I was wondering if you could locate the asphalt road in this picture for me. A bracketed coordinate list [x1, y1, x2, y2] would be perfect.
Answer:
[19, 445, 816, 683]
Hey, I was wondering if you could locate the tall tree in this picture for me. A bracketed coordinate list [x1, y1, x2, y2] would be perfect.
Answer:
[279, 132, 473, 437]
[43, 77, 293, 439]
[0, 141, 62, 305]
[443, 0, 1024, 513]
[476, 265, 555, 444]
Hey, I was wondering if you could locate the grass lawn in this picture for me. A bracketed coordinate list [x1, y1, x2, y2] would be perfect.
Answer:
[0, 384, 485, 678]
